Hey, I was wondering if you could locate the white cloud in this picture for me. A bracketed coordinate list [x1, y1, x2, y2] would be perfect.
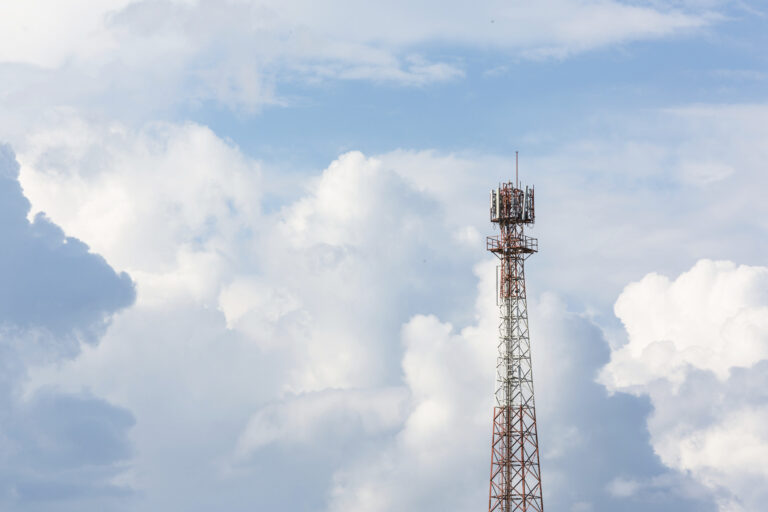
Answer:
[602, 260, 768, 387]
[602, 260, 768, 511]
[19, 119, 261, 286]
[19, 129, 484, 398]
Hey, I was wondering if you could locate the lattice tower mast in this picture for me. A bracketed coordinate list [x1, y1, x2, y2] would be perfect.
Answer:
[486, 157, 543, 512]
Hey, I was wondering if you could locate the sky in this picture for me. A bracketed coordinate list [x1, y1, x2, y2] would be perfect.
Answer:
[0, 1, 767, 511]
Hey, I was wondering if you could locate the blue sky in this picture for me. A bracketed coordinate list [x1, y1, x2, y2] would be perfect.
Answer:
[0, 1, 767, 511]
[191, 6, 768, 166]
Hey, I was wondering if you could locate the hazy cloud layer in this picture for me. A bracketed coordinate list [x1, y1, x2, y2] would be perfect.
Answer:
[0, 0, 714, 120]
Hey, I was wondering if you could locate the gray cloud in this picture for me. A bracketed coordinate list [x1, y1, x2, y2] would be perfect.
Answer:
[532, 295, 716, 511]
[0, 387, 134, 508]
[0, 144, 135, 347]
[0, 144, 137, 510]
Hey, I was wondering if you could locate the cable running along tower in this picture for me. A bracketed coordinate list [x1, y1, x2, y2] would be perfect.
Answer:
[486, 157, 543, 512]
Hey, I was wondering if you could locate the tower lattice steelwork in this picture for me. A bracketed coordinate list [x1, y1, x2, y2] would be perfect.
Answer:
[486, 164, 543, 512]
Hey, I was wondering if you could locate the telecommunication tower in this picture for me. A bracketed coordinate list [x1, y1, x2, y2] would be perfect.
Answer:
[486, 156, 543, 512]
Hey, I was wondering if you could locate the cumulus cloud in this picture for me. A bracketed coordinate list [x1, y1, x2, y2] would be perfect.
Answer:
[602, 260, 768, 511]
[15, 137, 473, 508]
[19, 118, 746, 510]
[20, 133, 489, 509]
[20, 99, 768, 512]
[0, 1, 762, 511]
[19, 120, 261, 291]
[326, 268, 713, 512]
[603, 260, 768, 387]
[0, 143, 135, 347]
[324, 266, 496, 512]
[0, 145, 136, 510]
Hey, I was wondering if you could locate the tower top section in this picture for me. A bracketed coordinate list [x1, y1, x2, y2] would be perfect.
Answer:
[489, 182, 535, 225]
[487, 181, 538, 257]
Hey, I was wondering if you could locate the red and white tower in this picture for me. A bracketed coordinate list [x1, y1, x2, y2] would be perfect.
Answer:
[486, 163, 543, 512]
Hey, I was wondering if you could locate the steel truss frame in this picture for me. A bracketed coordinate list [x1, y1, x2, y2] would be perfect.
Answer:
[487, 182, 543, 512]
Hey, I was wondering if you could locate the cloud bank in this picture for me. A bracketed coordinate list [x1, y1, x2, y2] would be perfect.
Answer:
[20, 126, 733, 510]
[0, 0, 764, 509]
